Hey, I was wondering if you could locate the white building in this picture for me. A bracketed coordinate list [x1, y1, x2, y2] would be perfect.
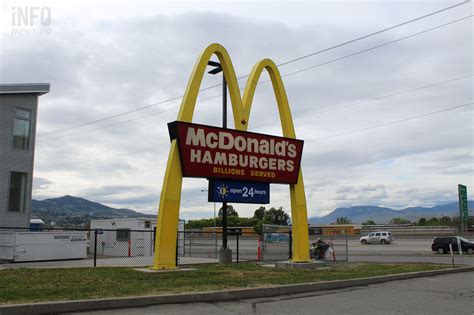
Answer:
[90, 218, 184, 257]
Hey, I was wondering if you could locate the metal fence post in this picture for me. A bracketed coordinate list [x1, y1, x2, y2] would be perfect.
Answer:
[183, 231, 186, 257]
[345, 232, 349, 262]
[289, 232, 293, 260]
[176, 232, 179, 267]
[236, 234, 239, 264]
[215, 231, 218, 258]
[93, 229, 98, 267]
[189, 233, 192, 257]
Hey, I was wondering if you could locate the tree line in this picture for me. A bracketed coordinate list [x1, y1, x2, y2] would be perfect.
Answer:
[334, 216, 460, 226]
[185, 205, 290, 234]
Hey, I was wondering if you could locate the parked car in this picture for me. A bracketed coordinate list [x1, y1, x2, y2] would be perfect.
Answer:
[431, 236, 474, 254]
[360, 231, 393, 244]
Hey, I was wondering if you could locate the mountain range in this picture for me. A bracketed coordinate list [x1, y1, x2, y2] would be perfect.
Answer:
[309, 201, 474, 225]
[32, 195, 472, 226]
[32, 195, 154, 226]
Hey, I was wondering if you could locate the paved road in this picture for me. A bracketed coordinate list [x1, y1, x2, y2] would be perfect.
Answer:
[349, 255, 474, 265]
[187, 237, 474, 262]
[70, 272, 474, 315]
[186, 238, 450, 258]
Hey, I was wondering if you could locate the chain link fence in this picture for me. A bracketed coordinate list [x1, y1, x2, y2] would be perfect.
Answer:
[0, 226, 353, 268]
[178, 231, 260, 263]
[0, 226, 158, 267]
[0, 227, 262, 267]
[2, 226, 472, 273]
[2, 225, 470, 268]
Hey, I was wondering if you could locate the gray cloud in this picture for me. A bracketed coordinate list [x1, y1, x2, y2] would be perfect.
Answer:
[1, 2, 471, 219]
[32, 177, 53, 190]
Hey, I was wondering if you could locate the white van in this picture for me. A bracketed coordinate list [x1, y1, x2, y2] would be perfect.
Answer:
[360, 231, 393, 244]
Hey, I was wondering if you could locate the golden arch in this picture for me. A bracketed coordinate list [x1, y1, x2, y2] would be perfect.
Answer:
[153, 44, 310, 269]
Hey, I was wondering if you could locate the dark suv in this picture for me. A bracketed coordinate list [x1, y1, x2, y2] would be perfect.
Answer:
[431, 236, 474, 254]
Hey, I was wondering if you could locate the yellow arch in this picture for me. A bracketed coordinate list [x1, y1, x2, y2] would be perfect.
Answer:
[153, 44, 310, 269]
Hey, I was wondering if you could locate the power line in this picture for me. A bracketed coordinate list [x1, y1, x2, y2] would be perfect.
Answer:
[42, 101, 473, 177]
[41, 74, 472, 162]
[277, 1, 471, 66]
[39, 1, 470, 138]
[306, 102, 473, 143]
[278, 15, 473, 79]
[38, 93, 224, 142]
[253, 74, 473, 130]
[39, 16, 473, 143]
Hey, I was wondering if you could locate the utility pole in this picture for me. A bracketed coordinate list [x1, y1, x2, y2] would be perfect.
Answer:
[207, 60, 231, 262]
[222, 72, 228, 250]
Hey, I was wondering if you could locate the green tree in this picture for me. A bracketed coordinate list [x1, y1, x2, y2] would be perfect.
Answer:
[426, 217, 439, 226]
[439, 216, 452, 226]
[264, 207, 290, 225]
[251, 206, 291, 235]
[185, 218, 215, 229]
[236, 217, 256, 226]
[335, 216, 352, 224]
[362, 219, 376, 226]
[253, 206, 266, 220]
[218, 204, 238, 217]
[417, 217, 426, 226]
[390, 217, 411, 224]
[253, 221, 264, 235]
[227, 215, 241, 227]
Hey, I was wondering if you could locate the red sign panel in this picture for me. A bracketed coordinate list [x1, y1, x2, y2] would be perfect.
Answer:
[168, 121, 304, 184]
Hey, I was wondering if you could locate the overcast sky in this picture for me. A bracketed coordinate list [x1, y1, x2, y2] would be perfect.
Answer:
[1, 0, 472, 220]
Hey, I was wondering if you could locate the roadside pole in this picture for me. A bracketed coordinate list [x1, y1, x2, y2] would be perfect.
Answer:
[345, 230, 349, 261]
[449, 244, 454, 268]
[93, 229, 98, 267]
[214, 202, 217, 258]
[236, 234, 239, 264]
[289, 232, 293, 260]
[457, 237, 462, 256]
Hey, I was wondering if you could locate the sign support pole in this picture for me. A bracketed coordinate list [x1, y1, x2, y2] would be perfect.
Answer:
[222, 72, 228, 250]
[214, 202, 217, 256]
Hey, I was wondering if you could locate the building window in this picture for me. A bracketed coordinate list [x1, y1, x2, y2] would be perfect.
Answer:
[8, 172, 27, 212]
[116, 229, 130, 242]
[12, 108, 31, 150]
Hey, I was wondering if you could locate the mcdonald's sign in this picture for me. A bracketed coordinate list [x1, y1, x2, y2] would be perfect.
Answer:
[153, 44, 310, 269]
[168, 121, 304, 184]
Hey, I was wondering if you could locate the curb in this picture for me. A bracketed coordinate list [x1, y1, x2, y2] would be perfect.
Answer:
[1, 266, 473, 315]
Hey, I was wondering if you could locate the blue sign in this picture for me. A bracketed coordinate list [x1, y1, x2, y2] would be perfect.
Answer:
[208, 180, 270, 204]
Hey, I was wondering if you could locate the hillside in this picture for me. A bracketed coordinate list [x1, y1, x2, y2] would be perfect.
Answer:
[309, 201, 474, 225]
[32, 195, 472, 227]
[32, 195, 154, 226]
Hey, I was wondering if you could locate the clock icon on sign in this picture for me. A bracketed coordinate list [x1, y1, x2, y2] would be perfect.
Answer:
[217, 184, 229, 199]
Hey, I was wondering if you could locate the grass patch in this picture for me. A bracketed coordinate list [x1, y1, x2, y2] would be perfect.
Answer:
[0, 263, 451, 305]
